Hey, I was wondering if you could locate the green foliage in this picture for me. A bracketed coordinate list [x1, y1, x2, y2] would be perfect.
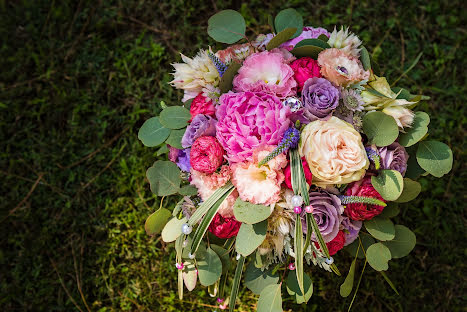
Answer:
[286, 271, 313, 304]
[146, 160, 181, 196]
[244, 261, 279, 295]
[360, 46, 371, 70]
[371, 169, 404, 201]
[233, 198, 272, 224]
[383, 225, 417, 258]
[291, 45, 324, 59]
[365, 217, 396, 241]
[138, 117, 171, 147]
[363, 111, 399, 146]
[219, 62, 241, 93]
[416, 140, 453, 177]
[274, 8, 303, 38]
[340, 258, 356, 297]
[366, 243, 392, 271]
[161, 217, 186, 242]
[207, 10, 246, 44]
[257, 283, 283, 312]
[295, 38, 331, 49]
[266, 27, 297, 50]
[145, 208, 171, 235]
[197, 248, 222, 286]
[159, 106, 191, 129]
[395, 178, 421, 203]
[235, 220, 268, 257]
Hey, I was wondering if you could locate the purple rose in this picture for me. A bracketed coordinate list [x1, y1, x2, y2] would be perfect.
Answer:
[181, 114, 217, 148]
[302, 190, 343, 243]
[377, 142, 409, 176]
[301, 77, 340, 121]
[280, 26, 330, 50]
[341, 216, 362, 246]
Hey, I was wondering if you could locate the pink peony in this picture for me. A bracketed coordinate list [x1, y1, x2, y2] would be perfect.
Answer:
[317, 48, 370, 87]
[190, 93, 216, 121]
[190, 136, 224, 174]
[216, 91, 291, 163]
[190, 165, 238, 217]
[233, 51, 297, 99]
[231, 146, 288, 205]
[290, 57, 322, 92]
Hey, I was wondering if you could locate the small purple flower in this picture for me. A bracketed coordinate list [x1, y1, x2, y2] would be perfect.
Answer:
[341, 216, 362, 246]
[181, 114, 217, 148]
[301, 77, 340, 121]
[280, 26, 330, 50]
[377, 142, 409, 176]
[176, 148, 191, 172]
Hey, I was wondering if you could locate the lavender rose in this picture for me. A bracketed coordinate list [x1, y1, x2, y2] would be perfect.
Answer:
[181, 114, 217, 148]
[341, 216, 362, 246]
[302, 190, 343, 243]
[377, 142, 409, 176]
[301, 77, 340, 121]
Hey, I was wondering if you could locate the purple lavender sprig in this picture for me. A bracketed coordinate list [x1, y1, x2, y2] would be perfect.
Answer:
[208, 52, 228, 77]
[365, 147, 381, 170]
[258, 128, 300, 167]
[338, 195, 386, 207]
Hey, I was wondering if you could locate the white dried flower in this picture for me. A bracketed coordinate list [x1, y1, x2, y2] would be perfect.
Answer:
[328, 26, 362, 58]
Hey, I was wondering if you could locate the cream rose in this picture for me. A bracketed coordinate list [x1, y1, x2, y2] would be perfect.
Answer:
[299, 116, 369, 186]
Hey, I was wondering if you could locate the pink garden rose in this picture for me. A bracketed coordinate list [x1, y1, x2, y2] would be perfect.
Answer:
[216, 91, 291, 163]
[190, 93, 216, 121]
[233, 51, 297, 99]
[290, 57, 322, 92]
[190, 136, 224, 174]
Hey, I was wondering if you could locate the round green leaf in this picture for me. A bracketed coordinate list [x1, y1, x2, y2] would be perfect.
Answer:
[286, 271, 313, 304]
[340, 258, 356, 297]
[197, 248, 222, 286]
[378, 203, 400, 218]
[366, 243, 392, 271]
[182, 261, 197, 291]
[383, 225, 416, 258]
[233, 198, 272, 224]
[138, 117, 170, 147]
[399, 112, 430, 147]
[360, 46, 371, 70]
[207, 10, 246, 44]
[182, 237, 207, 260]
[364, 217, 395, 241]
[416, 141, 453, 177]
[266, 27, 297, 50]
[159, 106, 191, 129]
[210, 245, 231, 274]
[145, 208, 171, 236]
[363, 111, 399, 146]
[165, 128, 186, 149]
[179, 185, 198, 196]
[291, 45, 323, 59]
[244, 261, 280, 295]
[295, 38, 330, 49]
[219, 62, 241, 93]
[257, 284, 283, 312]
[146, 160, 181, 196]
[235, 220, 268, 257]
[346, 233, 375, 259]
[371, 170, 404, 201]
[395, 178, 421, 203]
[405, 153, 425, 179]
[161, 217, 186, 243]
[274, 8, 303, 38]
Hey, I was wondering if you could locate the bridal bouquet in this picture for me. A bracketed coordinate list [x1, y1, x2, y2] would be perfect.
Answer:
[138, 8, 453, 311]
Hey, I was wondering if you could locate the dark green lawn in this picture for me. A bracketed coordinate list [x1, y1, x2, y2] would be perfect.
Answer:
[1, 1, 465, 311]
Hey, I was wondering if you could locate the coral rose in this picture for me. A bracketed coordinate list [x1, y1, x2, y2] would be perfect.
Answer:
[290, 57, 322, 92]
[216, 91, 291, 163]
[344, 177, 386, 220]
[299, 117, 369, 186]
[208, 213, 241, 239]
[190, 136, 224, 174]
[189, 93, 216, 121]
[233, 51, 297, 98]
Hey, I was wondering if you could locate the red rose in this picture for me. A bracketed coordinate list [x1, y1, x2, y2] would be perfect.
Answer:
[190, 93, 216, 121]
[208, 213, 241, 239]
[313, 230, 345, 256]
[344, 177, 386, 221]
[284, 157, 313, 189]
[290, 57, 322, 92]
[190, 136, 224, 174]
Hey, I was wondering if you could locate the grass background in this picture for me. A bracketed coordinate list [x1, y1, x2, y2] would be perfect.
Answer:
[0, 0, 465, 311]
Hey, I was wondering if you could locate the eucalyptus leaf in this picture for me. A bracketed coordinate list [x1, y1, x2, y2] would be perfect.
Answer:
[405, 153, 425, 179]
[233, 198, 272, 224]
[266, 27, 297, 50]
[294, 214, 305, 296]
[295, 38, 330, 49]
[366, 243, 392, 271]
[371, 169, 404, 201]
[360, 46, 371, 70]
[291, 45, 323, 59]
[219, 62, 241, 93]
[318, 34, 329, 41]
[363, 111, 399, 146]
[244, 261, 279, 295]
[340, 258, 356, 297]
[416, 141, 453, 177]
[156, 144, 169, 156]
[235, 220, 268, 257]
[399, 112, 430, 147]
[182, 261, 197, 291]
[346, 233, 375, 259]
[145, 208, 171, 236]
[378, 203, 400, 218]
[286, 271, 313, 304]
[383, 225, 416, 258]
[138, 117, 170, 147]
[159, 106, 191, 129]
[146, 160, 181, 196]
[207, 10, 246, 44]
[197, 248, 222, 286]
[364, 217, 395, 241]
[211, 245, 231, 274]
[179, 185, 198, 196]
[267, 14, 276, 33]
[395, 178, 421, 203]
[257, 283, 283, 312]
[274, 8, 303, 38]
[161, 217, 187, 243]
[165, 128, 185, 149]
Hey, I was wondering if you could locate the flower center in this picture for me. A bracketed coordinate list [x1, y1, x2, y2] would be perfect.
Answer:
[336, 66, 349, 76]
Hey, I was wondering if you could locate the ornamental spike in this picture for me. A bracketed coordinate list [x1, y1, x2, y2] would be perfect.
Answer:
[258, 127, 300, 167]
[208, 52, 228, 77]
[365, 147, 381, 170]
[338, 195, 386, 207]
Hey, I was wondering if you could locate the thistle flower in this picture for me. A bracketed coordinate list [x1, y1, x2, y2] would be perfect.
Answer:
[327, 26, 362, 58]
[341, 88, 364, 112]
[258, 127, 300, 167]
[365, 147, 381, 170]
